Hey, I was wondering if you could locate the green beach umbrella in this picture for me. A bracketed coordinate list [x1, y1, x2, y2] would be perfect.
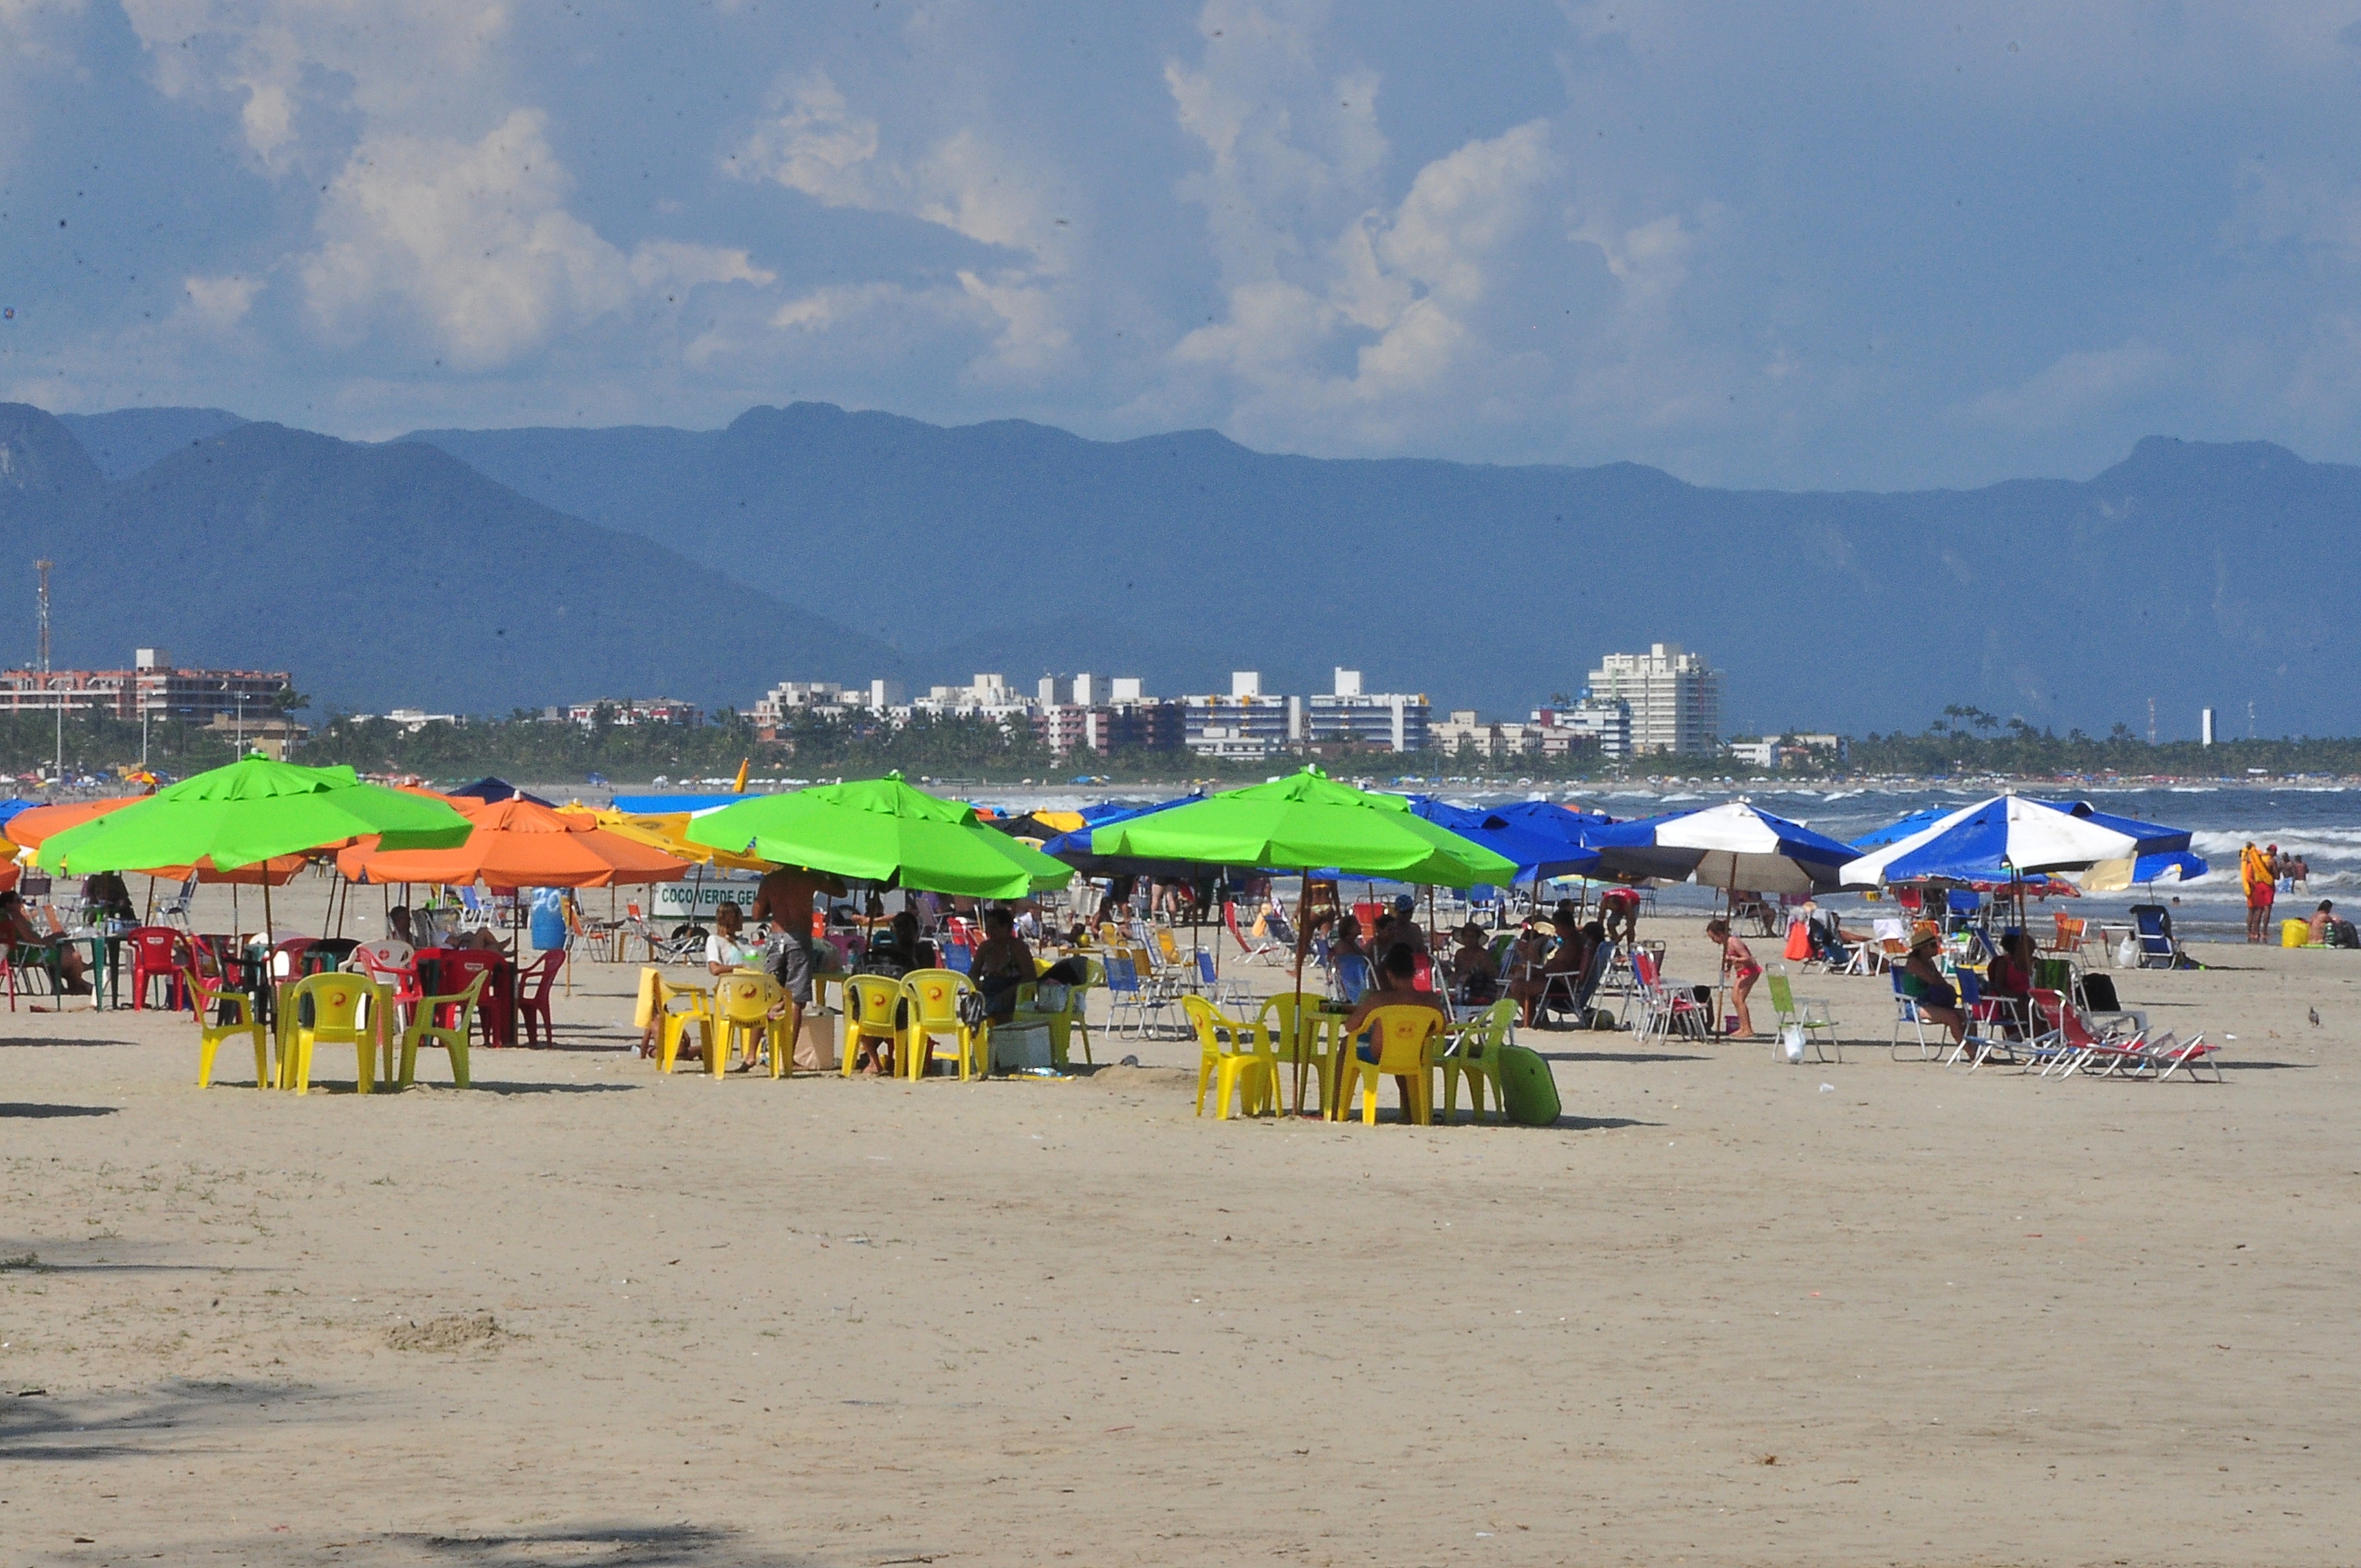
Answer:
[1095, 766, 1515, 1117]
[683, 773, 1074, 899]
[38, 756, 474, 875]
[1089, 766, 1517, 888]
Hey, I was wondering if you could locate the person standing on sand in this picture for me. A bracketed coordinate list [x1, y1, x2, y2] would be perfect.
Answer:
[752, 865, 833, 1068]
[2241, 841, 2276, 943]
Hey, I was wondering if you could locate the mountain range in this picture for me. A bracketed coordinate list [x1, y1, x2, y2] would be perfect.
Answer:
[2, 397, 2353, 738]
[0, 403, 900, 718]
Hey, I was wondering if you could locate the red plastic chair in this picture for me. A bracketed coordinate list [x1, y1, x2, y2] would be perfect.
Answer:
[513, 948, 564, 1047]
[432, 948, 514, 1048]
[128, 925, 191, 1012]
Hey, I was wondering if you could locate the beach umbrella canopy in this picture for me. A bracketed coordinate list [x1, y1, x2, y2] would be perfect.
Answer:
[339, 796, 691, 889]
[449, 776, 552, 807]
[1846, 805, 1950, 852]
[1840, 794, 2143, 887]
[683, 773, 1074, 899]
[1490, 799, 1620, 881]
[559, 805, 774, 873]
[4, 796, 140, 852]
[0, 798, 39, 831]
[1090, 768, 1517, 888]
[155, 854, 311, 887]
[1588, 800, 1859, 895]
[37, 758, 473, 874]
[1039, 794, 1235, 877]
[1403, 796, 1598, 883]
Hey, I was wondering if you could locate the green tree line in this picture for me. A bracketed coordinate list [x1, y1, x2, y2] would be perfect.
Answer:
[1, 700, 2353, 788]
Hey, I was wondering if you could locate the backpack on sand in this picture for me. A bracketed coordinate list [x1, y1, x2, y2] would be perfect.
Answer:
[1496, 1043, 1562, 1128]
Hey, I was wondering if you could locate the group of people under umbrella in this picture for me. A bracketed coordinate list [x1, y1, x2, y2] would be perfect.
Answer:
[8, 754, 2203, 1100]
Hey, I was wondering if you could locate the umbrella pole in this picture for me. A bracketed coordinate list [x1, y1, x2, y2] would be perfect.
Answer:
[144, 875, 156, 924]
[1291, 869, 1314, 1118]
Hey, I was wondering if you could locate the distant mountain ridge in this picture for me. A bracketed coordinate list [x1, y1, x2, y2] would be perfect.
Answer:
[24, 397, 2357, 735]
[57, 407, 247, 479]
[405, 407, 2361, 738]
[0, 403, 901, 716]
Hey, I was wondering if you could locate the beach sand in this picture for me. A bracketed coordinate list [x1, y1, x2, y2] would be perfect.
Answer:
[3, 879, 2357, 1566]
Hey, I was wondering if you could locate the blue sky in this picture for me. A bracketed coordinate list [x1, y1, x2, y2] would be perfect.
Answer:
[5, 1, 2361, 489]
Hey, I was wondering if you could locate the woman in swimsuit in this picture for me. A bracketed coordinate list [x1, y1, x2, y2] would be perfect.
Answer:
[1705, 918, 1762, 1038]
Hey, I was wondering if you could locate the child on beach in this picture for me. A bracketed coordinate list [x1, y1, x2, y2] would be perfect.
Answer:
[1705, 918, 1761, 1037]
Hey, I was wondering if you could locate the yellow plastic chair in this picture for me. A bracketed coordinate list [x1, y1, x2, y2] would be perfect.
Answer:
[1336, 1004, 1443, 1125]
[651, 976, 716, 1074]
[1183, 994, 1277, 1119]
[841, 973, 904, 1076]
[900, 968, 986, 1081]
[712, 971, 789, 1078]
[1253, 991, 1335, 1117]
[280, 972, 388, 1096]
[186, 965, 271, 1089]
[397, 971, 486, 1089]
[1012, 965, 1094, 1067]
[1437, 999, 1518, 1123]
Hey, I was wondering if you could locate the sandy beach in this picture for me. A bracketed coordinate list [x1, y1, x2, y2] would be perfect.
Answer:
[4, 877, 2357, 1567]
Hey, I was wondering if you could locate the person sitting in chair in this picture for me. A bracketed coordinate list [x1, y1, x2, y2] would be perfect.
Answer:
[969, 907, 1037, 1025]
[1900, 930, 1966, 1044]
[1448, 923, 1499, 1006]
[1983, 929, 2037, 1034]
[81, 871, 135, 926]
[1339, 943, 1448, 1117]
[2309, 900, 2358, 948]
[1504, 923, 1553, 1028]
[0, 890, 89, 993]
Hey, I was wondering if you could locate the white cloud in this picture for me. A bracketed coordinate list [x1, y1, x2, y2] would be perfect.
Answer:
[725, 68, 1081, 382]
[122, 0, 510, 171]
[628, 242, 774, 292]
[181, 272, 264, 329]
[299, 109, 634, 369]
[730, 70, 1059, 265]
[1959, 340, 2174, 430]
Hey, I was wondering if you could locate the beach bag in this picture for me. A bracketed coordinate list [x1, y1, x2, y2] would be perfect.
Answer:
[1496, 1043, 1562, 1128]
[1783, 921, 1813, 962]
[2117, 933, 2140, 967]
[794, 1012, 835, 1072]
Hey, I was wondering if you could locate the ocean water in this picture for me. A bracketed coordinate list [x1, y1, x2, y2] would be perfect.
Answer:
[979, 780, 2357, 946]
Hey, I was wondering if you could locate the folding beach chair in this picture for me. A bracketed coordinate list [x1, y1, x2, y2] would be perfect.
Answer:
[2127, 904, 2184, 970]
[155, 874, 200, 929]
[1225, 902, 1285, 965]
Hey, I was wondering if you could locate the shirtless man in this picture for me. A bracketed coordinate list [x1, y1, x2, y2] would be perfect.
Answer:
[751, 865, 834, 1064]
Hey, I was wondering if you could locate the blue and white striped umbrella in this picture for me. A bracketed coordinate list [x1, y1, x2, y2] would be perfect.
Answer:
[1587, 800, 1858, 895]
[1842, 794, 2146, 887]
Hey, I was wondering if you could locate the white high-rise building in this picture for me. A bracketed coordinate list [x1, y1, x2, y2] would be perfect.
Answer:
[1584, 643, 1721, 755]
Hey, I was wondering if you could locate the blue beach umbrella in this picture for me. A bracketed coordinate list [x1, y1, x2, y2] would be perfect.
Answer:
[1403, 797, 1598, 882]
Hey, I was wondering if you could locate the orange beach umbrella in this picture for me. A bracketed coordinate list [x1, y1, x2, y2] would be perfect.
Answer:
[3, 796, 140, 852]
[337, 797, 690, 889]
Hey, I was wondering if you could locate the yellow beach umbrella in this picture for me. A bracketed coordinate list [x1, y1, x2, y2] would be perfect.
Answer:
[560, 806, 774, 873]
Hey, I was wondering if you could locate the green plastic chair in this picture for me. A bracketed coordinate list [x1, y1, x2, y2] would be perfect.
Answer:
[1766, 968, 1842, 1063]
[398, 970, 485, 1089]
[1438, 998, 1519, 1123]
